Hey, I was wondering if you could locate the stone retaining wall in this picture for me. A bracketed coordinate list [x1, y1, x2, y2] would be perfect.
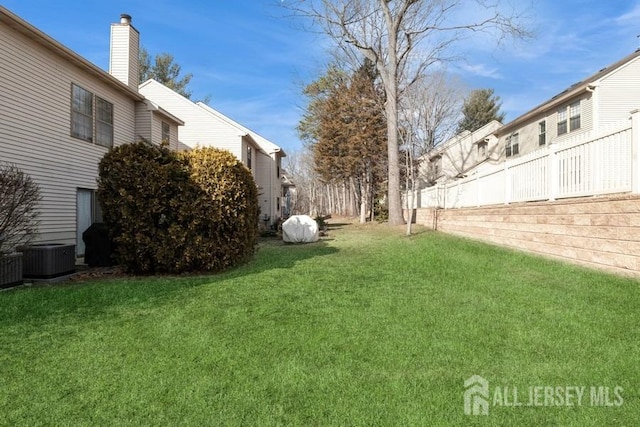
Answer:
[410, 195, 640, 276]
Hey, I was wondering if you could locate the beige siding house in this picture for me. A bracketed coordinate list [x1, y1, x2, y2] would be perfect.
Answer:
[418, 120, 503, 187]
[496, 49, 640, 159]
[0, 7, 182, 255]
[139, 80, 287, 223]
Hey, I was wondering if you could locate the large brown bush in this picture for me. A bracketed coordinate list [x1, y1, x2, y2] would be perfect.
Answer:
[97, 142, 258, 274]
[180, 147, 259, 271]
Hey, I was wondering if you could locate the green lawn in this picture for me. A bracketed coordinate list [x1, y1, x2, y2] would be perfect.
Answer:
[1, 222, 639, 426]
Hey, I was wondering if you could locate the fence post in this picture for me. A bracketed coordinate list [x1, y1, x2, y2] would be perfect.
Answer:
[476, 172, 481, 207]
[548, 142, 558, 201]
[632, 109, 640, 194]
[441, 183, 447, 209]
[504, 161, 510, 204]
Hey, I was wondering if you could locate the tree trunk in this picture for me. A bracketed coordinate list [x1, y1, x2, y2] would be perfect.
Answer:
[380, 17, 403, 226]
[405, 149, 412, 236]
[385, 82, 403, 225]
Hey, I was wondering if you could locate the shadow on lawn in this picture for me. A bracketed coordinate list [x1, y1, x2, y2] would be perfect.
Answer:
[326, 222, 352, 230]
[252, 237, 338, 271]
[0, 238, 339, 326]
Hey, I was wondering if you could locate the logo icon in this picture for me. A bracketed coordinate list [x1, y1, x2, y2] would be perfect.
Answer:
[464, 375, 489, 416]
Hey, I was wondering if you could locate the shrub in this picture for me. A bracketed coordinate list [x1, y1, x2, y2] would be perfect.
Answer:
[0, 163, 41, 256]
[97, 142, 259, 274]
[179, 147, 259, 271]
[98, 142, 194, 273]
[314, 215, 327, 231]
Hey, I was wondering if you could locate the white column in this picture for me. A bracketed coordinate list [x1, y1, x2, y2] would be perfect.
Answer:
[504, 161, 510, 204]
[631, 109, 640, 194]
[548, 142, 558, 201]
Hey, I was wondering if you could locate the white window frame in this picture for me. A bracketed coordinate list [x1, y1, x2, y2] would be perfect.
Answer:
[506, 133, 519, 157]
[569, 101, 581, 131]
[161, 121, 170, 145]
[71, 84, 114, 148]
[538, 121, 546, 146]
[71, 84, 93, 142]
[557, 108, 568, 136]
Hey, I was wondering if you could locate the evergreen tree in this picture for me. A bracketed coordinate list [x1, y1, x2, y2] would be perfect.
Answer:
[298, 60, 387, 221]
[457, 89, 505, 133]
[139, 47, 194, 99]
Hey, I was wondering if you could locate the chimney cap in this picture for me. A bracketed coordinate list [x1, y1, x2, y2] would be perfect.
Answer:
[120, 14, 132, 24]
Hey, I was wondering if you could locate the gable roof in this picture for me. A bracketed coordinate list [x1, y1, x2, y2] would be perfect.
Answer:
[139, 79, 267, 151]
[497, 49, 640, 135]
[143, 99, 184, 126]
[196, 102, 286, 158]
[426, 120, 502, 160]
[0, 6, 144, 102]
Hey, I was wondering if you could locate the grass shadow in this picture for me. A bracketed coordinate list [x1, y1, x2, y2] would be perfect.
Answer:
[0, 237, 339, 326]
[326, 222, 352, 230]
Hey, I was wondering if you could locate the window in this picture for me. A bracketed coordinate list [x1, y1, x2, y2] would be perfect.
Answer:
[557, 101, 581, 137]
[477, 141, 488, 158]
[557, 108, 567, 135]
[430, 156, 442, 177]
[569, 101, 581, 131]
[538, 121, 546, 146]
[506, 133, 519, 157]
[71, 84, 114, 147]
[71, 85, 93, 142]
[247, 145, 252, 170]
[95, 97, 113, 147]
[161, 121, 170, 145]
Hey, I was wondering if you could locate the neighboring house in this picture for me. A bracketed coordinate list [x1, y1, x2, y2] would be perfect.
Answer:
[139, 79, 287, 223]
[0, 8, 182, 255]
[415, 49, 640, 210]
[496, 49, 640, 158]
[418, 120, 503, 186]
[418, 49, 640, 190]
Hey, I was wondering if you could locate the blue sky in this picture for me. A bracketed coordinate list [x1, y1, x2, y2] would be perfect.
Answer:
[3, 1, 640, 153]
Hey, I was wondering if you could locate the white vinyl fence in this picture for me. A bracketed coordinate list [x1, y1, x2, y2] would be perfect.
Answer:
[411, 111, 640, 209]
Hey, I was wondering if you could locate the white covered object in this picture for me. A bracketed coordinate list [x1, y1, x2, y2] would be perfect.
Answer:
[282, 215, 320, 243]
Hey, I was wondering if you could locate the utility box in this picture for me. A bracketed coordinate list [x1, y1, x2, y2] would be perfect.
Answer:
[20, 244, 76, 279]
[0, 253, 23, 289]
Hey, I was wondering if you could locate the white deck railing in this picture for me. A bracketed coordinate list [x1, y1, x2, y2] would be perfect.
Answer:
[412, 112, 640, 209]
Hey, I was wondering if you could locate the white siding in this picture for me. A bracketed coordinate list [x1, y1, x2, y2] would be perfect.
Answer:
[139, 80, 244, 158]
[552, 95, 592, 144]
[109, 20, 139, 90]
[151, 114, 164, 146]
[255, 151, 275, 219]
[140, 80, 287, 223]
[598, 57, 640, 125]
[135, 102, 152, 143]
[0, 21, 137, 247]
[498, 93, 594, 159]
[582, 94, 594, 131]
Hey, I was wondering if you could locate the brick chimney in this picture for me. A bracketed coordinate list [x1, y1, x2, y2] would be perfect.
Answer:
[109, 14, 139, 90]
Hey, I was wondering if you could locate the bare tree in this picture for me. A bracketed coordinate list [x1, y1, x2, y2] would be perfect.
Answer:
[399, 71, 464, 234]
[283, 0, 530, 225]
[283, 148, 323, 216]
[0, 163, 41, 255]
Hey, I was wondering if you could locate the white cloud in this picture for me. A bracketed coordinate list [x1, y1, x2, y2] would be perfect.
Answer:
[458, 63, 503, 79]
[615, 3, 640, 23]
